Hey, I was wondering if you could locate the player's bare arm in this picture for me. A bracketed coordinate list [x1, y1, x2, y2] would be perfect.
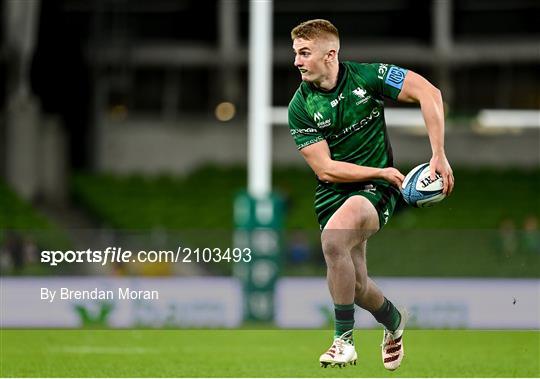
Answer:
[398, 71, 454, 194]
[299, 140, 404, 188]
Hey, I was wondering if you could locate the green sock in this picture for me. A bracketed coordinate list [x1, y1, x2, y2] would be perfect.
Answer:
[334, 303, 355, 340]
[370, 297, 401, 332]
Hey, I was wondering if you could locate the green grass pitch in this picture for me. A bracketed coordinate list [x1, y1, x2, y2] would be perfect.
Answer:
[1, 329, 538, 377]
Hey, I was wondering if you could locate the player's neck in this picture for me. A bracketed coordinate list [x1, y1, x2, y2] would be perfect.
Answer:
[314, 62, 340, 91]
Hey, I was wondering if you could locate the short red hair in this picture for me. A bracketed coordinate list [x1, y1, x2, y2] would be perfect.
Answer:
[291, 19, 339, 41]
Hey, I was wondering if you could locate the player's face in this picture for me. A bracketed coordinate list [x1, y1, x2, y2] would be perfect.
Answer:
[293, 38, 330, 83]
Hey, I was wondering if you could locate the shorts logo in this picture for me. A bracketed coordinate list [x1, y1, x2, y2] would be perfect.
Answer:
[363, 187, 376, 196]
[385, 66, 407, 90]
[383, 209, 389, 224]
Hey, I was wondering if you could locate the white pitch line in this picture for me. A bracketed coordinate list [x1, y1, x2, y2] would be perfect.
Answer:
[51, 346, 152, 354]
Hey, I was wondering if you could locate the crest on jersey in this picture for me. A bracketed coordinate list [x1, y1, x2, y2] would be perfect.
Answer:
[353, 87, 370, 105]
[353, 87, 367, 98]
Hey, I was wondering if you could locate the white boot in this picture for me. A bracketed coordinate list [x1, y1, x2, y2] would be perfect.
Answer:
[319, 330, 357, 368]
[381, 309, 408, 371]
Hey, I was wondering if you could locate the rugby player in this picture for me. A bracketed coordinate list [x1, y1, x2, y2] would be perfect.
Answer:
[287, 19, 454, 370]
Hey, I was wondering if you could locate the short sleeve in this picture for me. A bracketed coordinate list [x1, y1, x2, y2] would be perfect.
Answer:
[288, 91, 324, 150]
[353, 62, 408, 100]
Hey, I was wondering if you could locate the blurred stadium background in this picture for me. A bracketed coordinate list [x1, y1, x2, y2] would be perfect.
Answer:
[0, 0, 539, 377]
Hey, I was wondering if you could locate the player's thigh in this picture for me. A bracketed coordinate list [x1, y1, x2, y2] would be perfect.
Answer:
[322, 196, 379, 251]
[325, 195, 379, 233]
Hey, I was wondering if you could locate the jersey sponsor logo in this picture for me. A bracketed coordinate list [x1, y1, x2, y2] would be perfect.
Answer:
[317, 119, 331, 128]
[328, 107, 381, 140]
[313, 112, 331, 128]
[385, 66, 407, 90]
[352, 87, 370, 105]
[377, 63, 388, 80]
[290, 127, 318, 136]
[330, 93, 344, 107]
[358, 108, 381, 128]
[297, 136, 323, 149]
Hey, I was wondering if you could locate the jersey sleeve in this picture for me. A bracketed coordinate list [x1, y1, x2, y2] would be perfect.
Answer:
[288, 91, 324, 150]
[352, 62, 408, 100]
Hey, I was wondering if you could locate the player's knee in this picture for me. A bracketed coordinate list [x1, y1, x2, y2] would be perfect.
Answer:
[321, 237, 341, 261]
[320, 231, 349, 262]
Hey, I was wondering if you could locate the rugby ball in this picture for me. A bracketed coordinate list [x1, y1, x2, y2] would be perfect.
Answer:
[401, 163, 446, 208]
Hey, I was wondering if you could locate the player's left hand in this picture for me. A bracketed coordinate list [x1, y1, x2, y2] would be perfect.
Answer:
[430, 153, 454, 195]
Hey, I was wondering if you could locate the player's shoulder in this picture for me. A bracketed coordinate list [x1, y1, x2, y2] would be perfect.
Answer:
[343, 61, 381, 75]
[288, 82, 311, 109]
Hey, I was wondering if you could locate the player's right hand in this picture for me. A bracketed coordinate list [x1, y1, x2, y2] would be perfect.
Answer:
[380, 167, 405, 188]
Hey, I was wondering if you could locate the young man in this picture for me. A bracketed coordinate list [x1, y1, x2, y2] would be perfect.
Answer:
[287, 19, 454, 370]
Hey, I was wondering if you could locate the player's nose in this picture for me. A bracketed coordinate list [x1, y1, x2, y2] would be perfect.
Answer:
[294, 55, 303, 67]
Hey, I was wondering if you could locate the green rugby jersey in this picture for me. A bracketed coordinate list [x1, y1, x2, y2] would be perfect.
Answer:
[288, 61, 407, 171]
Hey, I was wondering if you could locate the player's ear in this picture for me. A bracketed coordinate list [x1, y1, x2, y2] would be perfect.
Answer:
[325, 49, 337, 63]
